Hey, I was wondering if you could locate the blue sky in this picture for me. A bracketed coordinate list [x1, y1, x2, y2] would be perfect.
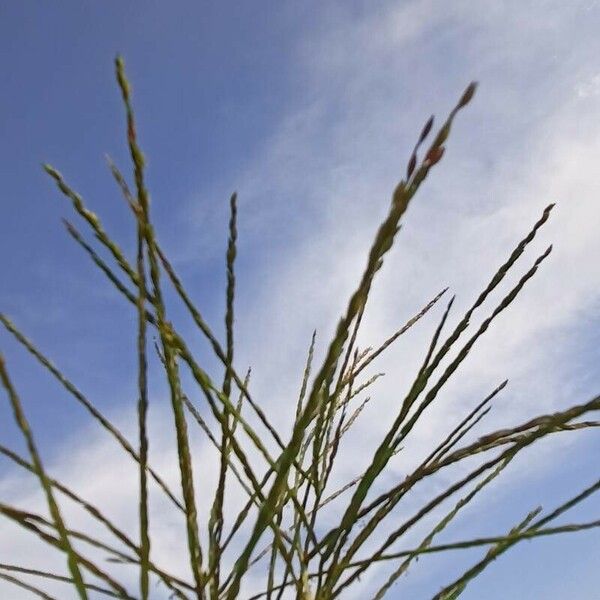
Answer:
[1, 1, 599, 598]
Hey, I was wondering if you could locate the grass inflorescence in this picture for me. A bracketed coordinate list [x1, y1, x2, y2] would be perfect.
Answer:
[0, 57, 598, 599]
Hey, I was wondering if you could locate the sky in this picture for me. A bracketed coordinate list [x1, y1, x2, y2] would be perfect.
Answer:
[1, 1, 599, 598]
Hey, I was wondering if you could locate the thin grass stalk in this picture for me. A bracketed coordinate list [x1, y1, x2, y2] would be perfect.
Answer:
[222, 352, 325, 597]
[313, 400, 596, 572]
[292, 332, 319, 572]
[285, 153, 449, 600]
[310, 302, 366, 485]
[83, 157, 291, 467]
[321, 349, 361, 493]
[316, 353, 363, 592]
[7, 60, 595, 600]
[267, 372, 383, 556]
[418, 295, 456, 378]
[181, 390, 261, 519]
[331, 453, 520, 597]
[133, 177, 151, 600]
[335, 296, 366, 395]
[357, 406, 600, 532]
[0, 571, 58, 600]
[204, 368, 250, 587]
[0, 444, 138, 552]
[313, 354, 366, 593]
[530, 477, 600, 530]
[0, 502, 142, 567]
[0, 564, 121, 598]
[339, 379, 506, 574]
[114, 141, 154, 600]
[253, 113, 450, 600]
[344, 203, 552, 507]
[179, 383, 304, 589]
[354, 288, 447, 378]
[293, 373, 383, 510]
[154, 242, 299, 455]
[183, 380, 302, 593]
[158, 211, 454, 502]
[216, 469, 296, 595]
[404, 204, 554, 406]
[155, 245, 328, 517]
[436, 406, 492, 460]
[43, 163, 143, 293]
[0, 357, 88, 599]
[344, 373, 384, 407]
[115, 54, 205, 598]
[208, 192, 238, 599]
[63, 218, 156, 318]
[176, 384, 302, 574]
[106, 153, 137, 211]
[422, 476, 596, 599]
[248, 393, 380, 576]
[312, 349, 359, 536]
[266, 510, 285, 600]
[424, 471, 599, 600]
[355, 519, 600, 568]
[223, 191, 237, 400]
[335, 396, 372, 441]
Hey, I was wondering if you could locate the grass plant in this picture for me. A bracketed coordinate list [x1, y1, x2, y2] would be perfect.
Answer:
[0, 57, 598, 599]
